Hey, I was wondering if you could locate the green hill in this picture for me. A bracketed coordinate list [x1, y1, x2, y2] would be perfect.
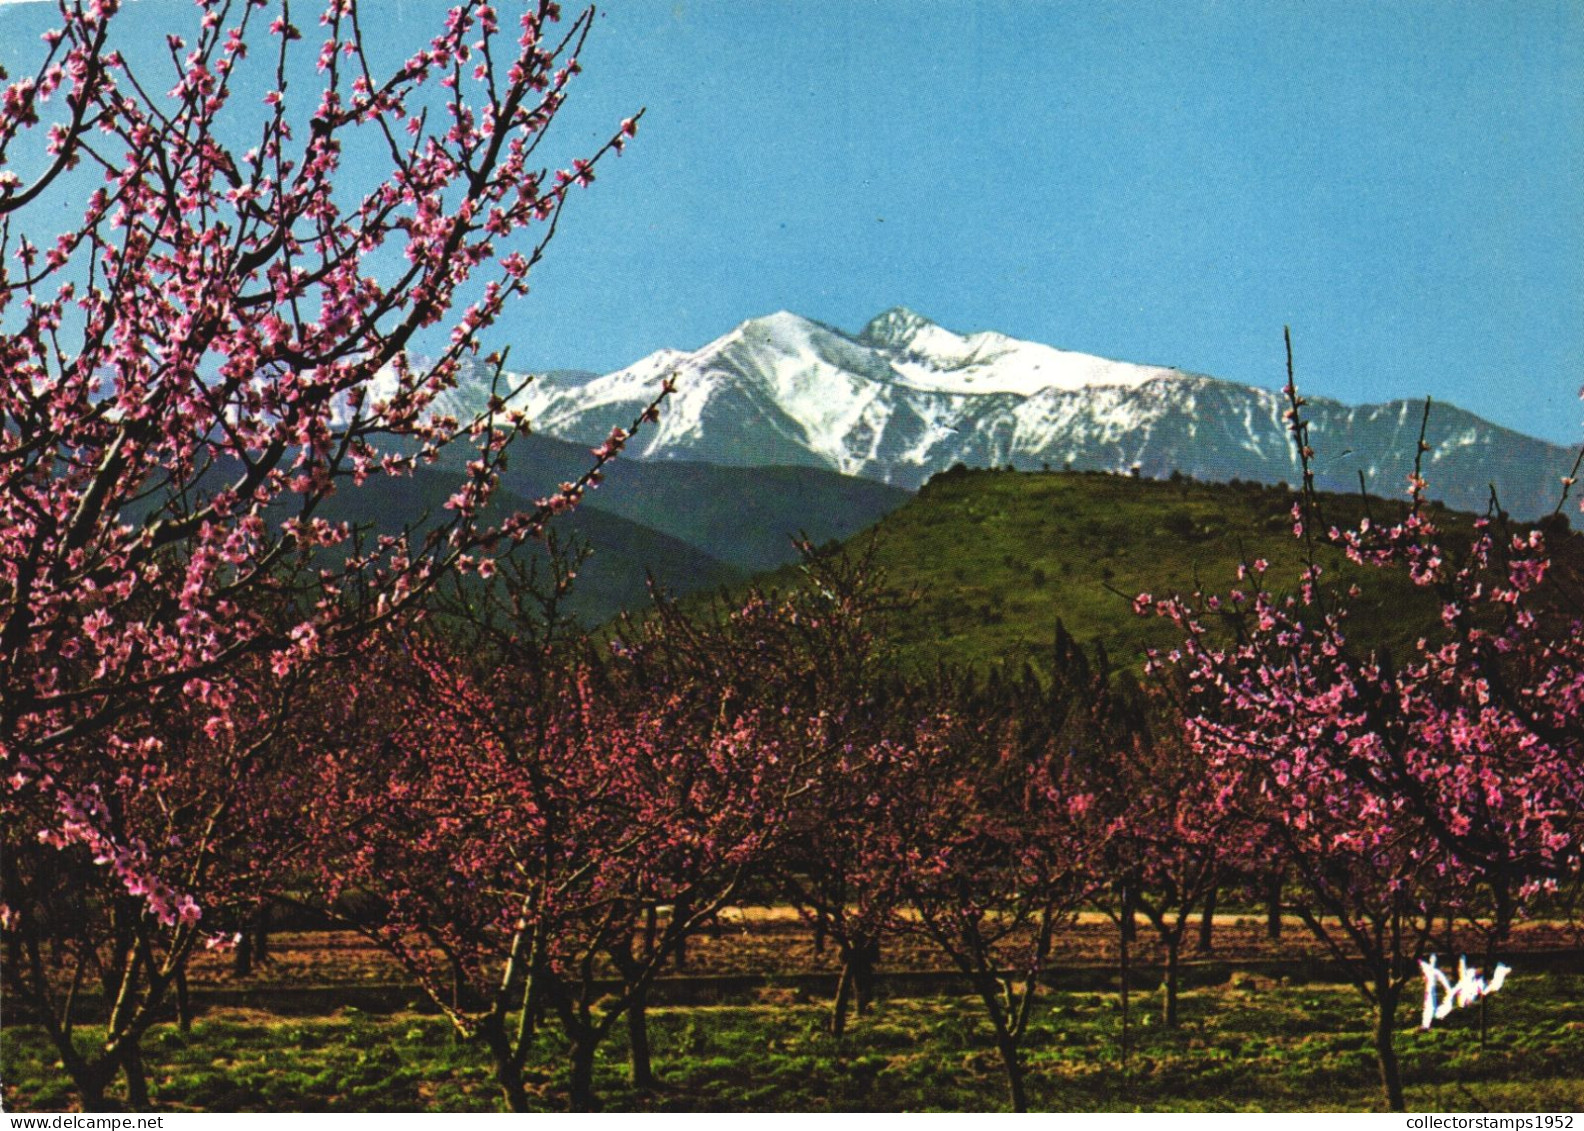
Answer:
[762, 467, 1578, 674]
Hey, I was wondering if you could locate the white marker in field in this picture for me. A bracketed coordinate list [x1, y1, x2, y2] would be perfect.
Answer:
[1418, 954, 1511, 1029]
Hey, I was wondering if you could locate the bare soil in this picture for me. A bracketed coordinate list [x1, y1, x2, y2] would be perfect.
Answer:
[180, 910, 1584, 991]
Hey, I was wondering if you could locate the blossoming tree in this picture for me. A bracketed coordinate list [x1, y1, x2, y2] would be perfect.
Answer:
[0, 0, 648, 917]
[1145, 341, 1584, 1109]
[1, 0, 650, 1108]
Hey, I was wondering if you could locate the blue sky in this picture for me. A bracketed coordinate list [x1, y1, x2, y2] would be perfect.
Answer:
[4, 1, 1581, 444]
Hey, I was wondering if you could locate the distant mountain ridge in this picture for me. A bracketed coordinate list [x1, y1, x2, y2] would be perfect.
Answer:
[475, 432, 911, 575]
[478, 308, 1575, 520]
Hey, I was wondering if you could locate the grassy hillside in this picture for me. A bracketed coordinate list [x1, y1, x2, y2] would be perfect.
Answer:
[767, 467, 1577, 674]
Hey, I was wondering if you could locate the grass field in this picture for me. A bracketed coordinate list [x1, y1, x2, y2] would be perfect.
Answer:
[6, 962, 1582, 1112]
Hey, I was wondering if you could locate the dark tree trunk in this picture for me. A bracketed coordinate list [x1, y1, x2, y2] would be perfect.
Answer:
[853, 940, 879, 1016]
[121, 1041, 150, 1110]
[992, 1024, 1028, 1113]
[567, 1035, 600, 1112]
[627, 988, 658, 1089]
[1374, 989, 1405, 1113]
[479, 1013, 529, 1113]
[1265, 872, 1284, 941]
[643, 905, 659, 958]
[175, 968, 193, 1034]
[495, 1071, 530, 1114]
[1197, 885, 1218, 954]
[80, 1088, 111, 1113]
[519, 948, 545, 1041]
[672, 904, 689, 972]
[232, 930, 252, 979]
[252, 903, 270, 964]
[76, 1067, 115, 1113]
[1118, 890, 1132, 1065]
[829, 959, 854, 1038]
[969, 971, 1029, 1114]
[1161, 935, 1181, 1029]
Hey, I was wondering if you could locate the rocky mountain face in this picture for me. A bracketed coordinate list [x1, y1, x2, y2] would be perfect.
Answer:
[419, 308, 1576, 520]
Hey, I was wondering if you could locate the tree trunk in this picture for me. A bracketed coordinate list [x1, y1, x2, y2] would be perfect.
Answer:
[1118, 894, 1132, 1065]
[853, 940, 878, 1016]
[121, 1041, 150, 1110]
[992, 1025, 1028, 1113]
[1265, 872, 1284, 941]
[481, 1015, 529, 1113]
[495, 1069, 530, 1114]
[252, 903, 270, 964]
[71, 1058, 119, 1113]
[232, 930, 253, 978]
[1161, 936, 1181, 1029]
[175, 968, 193, 1034]
[517, 932, 547, 1042]
[77, 1076, 112, 1113]
[829, 959, 854, 1038]
[966, 973, 1029, 1113]
[672, 904, 689, 972]
[567, 1035, 600, 1112]
[1197, 886, 1217, 954]
[1374, 991, 1406, 1112]
[627, 988, 658, 1089]
[643, 906, 659, 960]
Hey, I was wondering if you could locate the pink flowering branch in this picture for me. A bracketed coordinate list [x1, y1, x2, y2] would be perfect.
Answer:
[1, 0, 658, 906]
[1141, 337, 1584, 1110]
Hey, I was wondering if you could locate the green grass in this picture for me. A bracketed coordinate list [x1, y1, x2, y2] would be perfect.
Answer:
[778, 467, 1556, 673]
[7, 975, 1582, 1113]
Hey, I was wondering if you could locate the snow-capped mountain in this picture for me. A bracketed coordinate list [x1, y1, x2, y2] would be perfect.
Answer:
[456, 308, 1578, 520]
[512, 309, 1190, 476]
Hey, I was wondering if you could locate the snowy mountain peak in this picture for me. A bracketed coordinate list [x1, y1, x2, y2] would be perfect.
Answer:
[859, 306, 940, 349]
[737, 309, 812, 334]
[459, 308, 1572, 520]
[729, 310, 827, 352]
